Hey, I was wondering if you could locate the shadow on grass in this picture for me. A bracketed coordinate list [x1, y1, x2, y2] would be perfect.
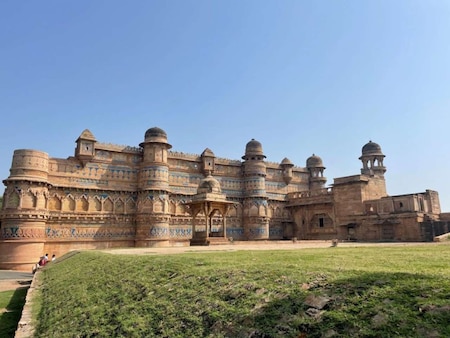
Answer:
[0, 287, 29, 338]
[31, 251, 450, 338]
[223, 272, 450, 338]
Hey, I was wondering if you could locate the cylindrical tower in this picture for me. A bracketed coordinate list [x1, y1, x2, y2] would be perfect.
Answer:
[359, 141, 386, 176]
[280, 157, 294, 184]
[306, 154, 327, 190]
[136, 127, 172, 247]
[0, 149, 50, 271]
[242, 139, 269, 240]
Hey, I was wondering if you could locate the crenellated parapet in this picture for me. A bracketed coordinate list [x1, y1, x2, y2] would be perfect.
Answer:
[169, 151, 200, 161]
[3, 125, 439, 270]
[95, 142, 143, 154]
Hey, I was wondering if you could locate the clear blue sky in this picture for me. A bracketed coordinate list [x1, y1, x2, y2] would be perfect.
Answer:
[1, 1, 450, 210]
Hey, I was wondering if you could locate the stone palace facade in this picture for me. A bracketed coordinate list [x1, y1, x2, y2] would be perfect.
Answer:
[1, 127, 449, 270]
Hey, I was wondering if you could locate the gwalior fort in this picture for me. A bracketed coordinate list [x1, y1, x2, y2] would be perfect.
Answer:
[1, 127, 449, 270]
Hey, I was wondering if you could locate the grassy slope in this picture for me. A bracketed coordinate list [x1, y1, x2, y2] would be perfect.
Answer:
[35, 245, 450, 337]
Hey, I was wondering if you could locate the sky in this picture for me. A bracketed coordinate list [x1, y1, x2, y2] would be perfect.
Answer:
[1, 1, 450, 210]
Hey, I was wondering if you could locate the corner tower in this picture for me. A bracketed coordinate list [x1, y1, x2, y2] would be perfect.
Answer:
[242, 139, 270, 240]
[0, 149, 50, 270]
[280, 158, 294, 185]
[306, 154, 327, 190]
[136, 127, 172, 247]
[359, 140, 387, 199]
[359, 141, 386, 176]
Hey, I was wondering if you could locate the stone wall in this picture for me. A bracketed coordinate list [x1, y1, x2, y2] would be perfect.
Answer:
[1, 130, 446, 270]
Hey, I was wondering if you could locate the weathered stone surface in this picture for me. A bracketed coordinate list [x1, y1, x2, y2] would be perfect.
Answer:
[304, 294, 331, 310]
[0, 129, 447, 270]
[371, 312, 388, 328]
[305, 307, 324, 318]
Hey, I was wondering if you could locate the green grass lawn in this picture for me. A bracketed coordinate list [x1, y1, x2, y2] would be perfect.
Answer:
[34, 245, 450, 337]
[0, 288, 28, 338]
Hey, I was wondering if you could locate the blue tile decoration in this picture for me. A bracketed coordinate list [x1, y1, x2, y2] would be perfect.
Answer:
[149, 227, 169, 237]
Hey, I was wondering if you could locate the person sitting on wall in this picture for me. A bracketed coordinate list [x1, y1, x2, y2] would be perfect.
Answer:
[32, 255, 47, 274]
[38, 256, 47, 267]
[51, 254, 56, 262]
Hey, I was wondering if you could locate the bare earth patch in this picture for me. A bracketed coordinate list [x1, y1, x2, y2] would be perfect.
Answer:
[0, 280, 31, 292]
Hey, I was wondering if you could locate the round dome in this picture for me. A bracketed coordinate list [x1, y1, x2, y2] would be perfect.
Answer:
[197, 175, 222, 194]
[361, 141, 383, 156]
[145, 127, 167, 139]
[306, 154, 324, 168]
[141, 127, 170, 146]
[281, 157, 293, 166]
[243, 139, 265, 158]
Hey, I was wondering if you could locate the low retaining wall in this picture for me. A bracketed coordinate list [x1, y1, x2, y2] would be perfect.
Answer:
[15, 271, 38, 337]
[434, 232, 450, 242]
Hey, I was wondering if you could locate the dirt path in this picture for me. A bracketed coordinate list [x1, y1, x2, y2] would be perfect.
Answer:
[0, 280, 31, 292]
[100, 240, 449, 256]
[0, 271, 34, 292]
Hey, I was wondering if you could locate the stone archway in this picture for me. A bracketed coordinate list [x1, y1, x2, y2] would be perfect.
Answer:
[187, 173, 236, 245]
[187, 200, 234, 245]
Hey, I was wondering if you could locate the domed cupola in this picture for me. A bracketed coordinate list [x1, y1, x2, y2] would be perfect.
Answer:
[361, 141, 383, 156]
[197, 174, 222, 195]
[281, 157, 293, 166]
[141, 127, 171, 146]
[280, 157, 294, 185]
[139, 127, 172, 165]
[242, 139, 266, 161]
[359, 140, 386, 176]
[306, 154, 324, 168]
[241, 138, 267, 180]
[306, 154, 326, 190]
[191, 174, 227, 202]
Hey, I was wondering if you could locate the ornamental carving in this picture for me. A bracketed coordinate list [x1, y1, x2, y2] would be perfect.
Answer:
[1, 227, 45, 239]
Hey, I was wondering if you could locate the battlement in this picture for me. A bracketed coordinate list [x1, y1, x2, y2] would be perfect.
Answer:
[96, 143, 142, 154]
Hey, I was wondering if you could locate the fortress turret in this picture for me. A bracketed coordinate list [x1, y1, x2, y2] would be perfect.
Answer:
[242, 139, 267, 196]
[281, 157, 294, 185]
[139, 127, 172, 191]
[0, 149, 51, 270]
[359, 141, 386, 176]
[306, 154, 327, 190]
[201, 148, 215, 176]
[75, 129, 97, 167]
[242, 139, 269, 240]
[136, 127, 172, 247]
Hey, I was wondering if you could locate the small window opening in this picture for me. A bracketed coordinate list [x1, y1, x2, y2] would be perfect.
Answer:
[319, 217, 324, 228]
